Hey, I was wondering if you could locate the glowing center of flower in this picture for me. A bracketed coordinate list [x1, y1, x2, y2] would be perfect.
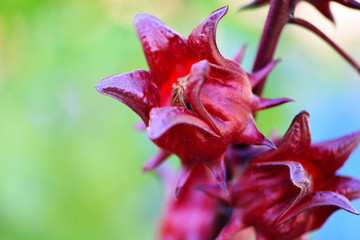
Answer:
[171, 75, 192, 110]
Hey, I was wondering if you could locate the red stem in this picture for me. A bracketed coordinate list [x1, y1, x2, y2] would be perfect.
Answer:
[252, 0, 292, 96]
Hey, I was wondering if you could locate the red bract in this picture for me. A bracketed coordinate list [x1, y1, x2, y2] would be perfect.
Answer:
[201, 111, 360, 240]
[157, 163, 226, 240]
[95, 6, 292, 196]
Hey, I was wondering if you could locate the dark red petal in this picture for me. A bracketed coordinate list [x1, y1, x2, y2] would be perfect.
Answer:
[307, 130, 360, 175]
[147, 106, 219, 140]
[279, 110, 311, 152]
[188, 6, 234, 68]
[254, 95, 294, 111]
[186, 60, 220, 133]
[143, 148, 172, 172]
[95, 70, 160, 125]
[256, 161, 312, 219]
[253, 111, 311, 162]
[256, 161, 314, 225]
[256, 161, 311, 193]
[279, 191, 359, 223]
[316, 176, 360, 201]
[134, 13, 197, 85]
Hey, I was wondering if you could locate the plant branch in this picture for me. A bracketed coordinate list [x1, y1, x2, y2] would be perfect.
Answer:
[252, 0, 292, 96]
[288, 16, 360, 74]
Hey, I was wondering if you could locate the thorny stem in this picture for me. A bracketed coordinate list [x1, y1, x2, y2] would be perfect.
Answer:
[288, 16, 360, 74]
[252, 0, 293, 96]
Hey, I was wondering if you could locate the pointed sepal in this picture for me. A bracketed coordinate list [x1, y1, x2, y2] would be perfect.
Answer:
[308, 130, 360, 175]
[249, 60, 280, 88]
[279, 191, 359, 223]
[253, 111, 311, 162]
[233, 44, 248, 64]
[134, 13, 196, 83]
[316, 176, 360, 201]
[143, 148, 171, 172]
[188, 6, 234, 68]
[238, 119, 277, 149]
[95, 70, 160, 125]
[254, 96, 294, 111]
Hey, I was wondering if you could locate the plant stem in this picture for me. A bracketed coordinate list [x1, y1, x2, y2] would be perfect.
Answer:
[252, 0, 292, 96]
[289, 16, 360, 74]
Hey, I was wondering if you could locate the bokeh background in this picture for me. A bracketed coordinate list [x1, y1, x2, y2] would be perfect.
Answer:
[0, 0, 359, 239]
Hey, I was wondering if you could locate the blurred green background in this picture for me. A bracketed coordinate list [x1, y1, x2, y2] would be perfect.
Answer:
[0, 0, 359, 239]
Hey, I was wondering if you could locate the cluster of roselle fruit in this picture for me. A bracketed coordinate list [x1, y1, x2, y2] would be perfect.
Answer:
[96, 0, 360, 239]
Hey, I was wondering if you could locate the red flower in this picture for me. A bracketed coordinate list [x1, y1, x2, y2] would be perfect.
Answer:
[156, 163, 226, 240]
[201, 111, 360, 240]
[95, 6, 292, 196]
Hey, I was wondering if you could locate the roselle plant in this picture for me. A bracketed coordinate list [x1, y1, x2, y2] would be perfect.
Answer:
[95, 1, 360, 239]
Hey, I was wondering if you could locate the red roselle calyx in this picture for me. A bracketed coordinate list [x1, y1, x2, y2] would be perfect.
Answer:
[95, 6, 292, 197]
[157, 163, 227, 240]
[95, 2, 360, 239]
[201, 111, 360, 240]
